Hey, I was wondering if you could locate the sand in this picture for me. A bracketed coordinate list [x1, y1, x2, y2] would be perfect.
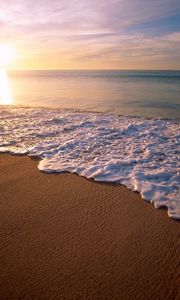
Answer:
[0, 154, 179, 300]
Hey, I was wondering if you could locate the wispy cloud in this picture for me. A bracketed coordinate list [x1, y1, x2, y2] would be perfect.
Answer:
[0, 0, 179, 69]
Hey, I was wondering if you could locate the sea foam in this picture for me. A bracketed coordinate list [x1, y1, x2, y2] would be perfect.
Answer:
[0, 106, 179, 219]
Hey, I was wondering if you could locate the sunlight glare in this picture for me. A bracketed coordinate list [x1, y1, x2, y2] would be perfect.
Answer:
[0, 69, 12, 105]
[0, 44, 15, 67]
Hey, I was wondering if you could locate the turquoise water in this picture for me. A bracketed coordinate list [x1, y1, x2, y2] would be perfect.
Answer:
[4, 70, 180, 119]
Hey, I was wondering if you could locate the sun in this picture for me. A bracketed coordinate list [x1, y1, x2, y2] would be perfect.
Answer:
[0, 44, 15, 67]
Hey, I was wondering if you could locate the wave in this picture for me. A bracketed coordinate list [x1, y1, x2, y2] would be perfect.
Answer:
[0, 105, 179, 219]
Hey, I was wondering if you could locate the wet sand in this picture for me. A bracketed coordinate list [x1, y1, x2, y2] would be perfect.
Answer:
[0, 154, 179, 300]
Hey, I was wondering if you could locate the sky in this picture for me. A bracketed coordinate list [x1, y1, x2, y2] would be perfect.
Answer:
[0, 0, 180, 70]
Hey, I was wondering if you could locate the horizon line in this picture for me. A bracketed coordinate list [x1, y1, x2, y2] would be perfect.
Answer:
[6, 68, 180, 72]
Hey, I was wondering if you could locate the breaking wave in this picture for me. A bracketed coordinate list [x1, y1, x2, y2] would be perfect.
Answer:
[0, 105, 179, 219]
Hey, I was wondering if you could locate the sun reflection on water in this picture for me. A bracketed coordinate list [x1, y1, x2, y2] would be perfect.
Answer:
[0, 69, 13, 105]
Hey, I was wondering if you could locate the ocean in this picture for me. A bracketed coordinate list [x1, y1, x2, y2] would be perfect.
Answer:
[0, 70, 180, 218]
[6, 70, 180, 119]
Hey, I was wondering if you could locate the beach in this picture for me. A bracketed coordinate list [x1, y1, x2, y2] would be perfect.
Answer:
[0, 0, 180, 298]
[0, 153, 179, 300]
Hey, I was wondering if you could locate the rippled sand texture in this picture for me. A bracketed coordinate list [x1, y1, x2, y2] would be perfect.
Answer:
[0, 154, 179, 300]
[0, 106, 179, 218]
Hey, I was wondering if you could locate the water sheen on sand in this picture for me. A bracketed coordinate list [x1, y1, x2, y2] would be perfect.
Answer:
[0, 106, 179, 218]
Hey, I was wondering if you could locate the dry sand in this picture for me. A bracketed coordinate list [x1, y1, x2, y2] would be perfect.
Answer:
[0, 154, 179, 300]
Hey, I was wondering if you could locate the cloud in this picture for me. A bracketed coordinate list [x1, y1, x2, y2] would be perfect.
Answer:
[72, 32, 180, 67]
[1, 0, 179, 34]
[0, 0, 179, 69]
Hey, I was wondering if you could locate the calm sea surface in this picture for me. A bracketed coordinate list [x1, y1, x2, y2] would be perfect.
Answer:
[4, 70, 180, 119]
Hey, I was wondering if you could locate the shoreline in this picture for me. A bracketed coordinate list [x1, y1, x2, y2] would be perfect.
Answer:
[0, 154, 179, 300]
[1, 103, 180, 121]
